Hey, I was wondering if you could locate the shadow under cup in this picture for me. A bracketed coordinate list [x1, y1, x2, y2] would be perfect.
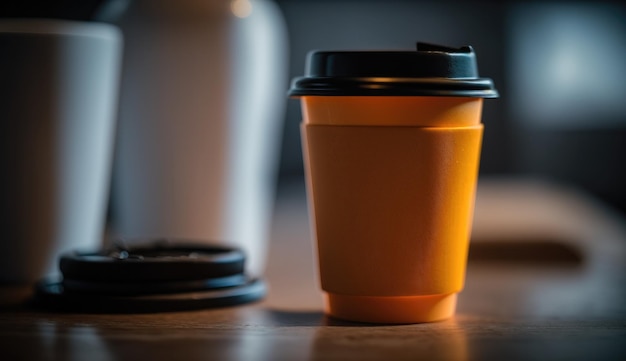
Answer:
[291, 44, 498, 323]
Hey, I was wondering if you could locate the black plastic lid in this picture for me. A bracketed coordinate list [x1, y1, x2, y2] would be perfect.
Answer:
[32, 239, 266, 312]
[60, 240, 245, 283]
[289, 42, 498, 98]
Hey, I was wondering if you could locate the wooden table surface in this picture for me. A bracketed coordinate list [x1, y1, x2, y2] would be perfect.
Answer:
[1, 178, 625, 360]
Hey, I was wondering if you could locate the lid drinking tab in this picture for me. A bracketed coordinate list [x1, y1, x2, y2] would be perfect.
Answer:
[289, 42, 498, 98]
[415, 42, 471, 53]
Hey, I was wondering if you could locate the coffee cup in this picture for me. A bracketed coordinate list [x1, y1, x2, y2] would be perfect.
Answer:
[0, 19, 122, 284]
[289, 43, 498, 323]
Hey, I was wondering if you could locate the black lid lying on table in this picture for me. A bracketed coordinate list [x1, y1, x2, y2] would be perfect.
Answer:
[33, 239, 265, 313]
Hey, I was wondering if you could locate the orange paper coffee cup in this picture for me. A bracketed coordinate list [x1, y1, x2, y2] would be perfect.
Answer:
[290, 43, 498, 323]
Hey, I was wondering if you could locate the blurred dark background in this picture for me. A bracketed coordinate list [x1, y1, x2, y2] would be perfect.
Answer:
[274, 0, 626, 214]
[2, 0, 625, 214]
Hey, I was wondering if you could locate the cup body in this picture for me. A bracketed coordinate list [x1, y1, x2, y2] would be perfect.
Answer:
[0, 20, 122, 283]
[111, 0, 288, 277]
[301, 96, 484, 323]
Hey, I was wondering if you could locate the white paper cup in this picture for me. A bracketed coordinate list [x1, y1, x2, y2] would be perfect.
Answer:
[0, 19, 122, 283]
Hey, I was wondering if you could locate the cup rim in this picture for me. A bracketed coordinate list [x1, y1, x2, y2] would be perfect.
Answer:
[0, 18, 120, 41]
